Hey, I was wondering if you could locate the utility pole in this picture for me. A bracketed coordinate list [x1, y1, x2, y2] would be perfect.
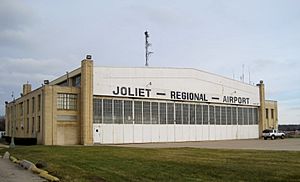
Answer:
[144, 31, 153, 67]
[9, 92, 15, 148]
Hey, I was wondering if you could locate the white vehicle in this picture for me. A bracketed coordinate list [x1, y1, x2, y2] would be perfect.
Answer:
[262, 129, 285, 140]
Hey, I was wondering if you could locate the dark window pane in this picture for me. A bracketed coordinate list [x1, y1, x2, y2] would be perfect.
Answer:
[196, 105, 202, 124]
[175, 103, 182, 124]
[159, 103, 166, 124]
[183, 104, 189, 124]
[209, 105, 215, 124]
[124, 101, 133, 124]
[114, 100, 123, 124]
[167, 103, 174, 124]
[143, 101, 151, 124]
[134, 101, 142, 124]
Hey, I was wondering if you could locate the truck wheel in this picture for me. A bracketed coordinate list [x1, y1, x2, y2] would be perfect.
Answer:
[271, 135, 275, 140]
[281, 135, 284, 139]
[264, 137, 267, 140]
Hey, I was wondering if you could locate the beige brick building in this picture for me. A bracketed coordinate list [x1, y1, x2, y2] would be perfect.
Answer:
[5, 56, 278, 145]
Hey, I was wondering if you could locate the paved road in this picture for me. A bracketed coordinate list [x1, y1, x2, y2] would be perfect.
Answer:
[112, 138, 300, 151]
[0, 159, 45, 182]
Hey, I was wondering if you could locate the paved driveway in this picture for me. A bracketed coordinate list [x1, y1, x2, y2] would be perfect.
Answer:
[113, 138, 300, 151]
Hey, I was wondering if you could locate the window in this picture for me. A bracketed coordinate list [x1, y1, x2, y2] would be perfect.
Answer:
[221, 107, 226, 125]
[159, 103, 166, 124]
[19, 102, 23, 116]
[38, 94, 41, 111]
[143, 102, 151, 124]
[190, 104, 195, 124]
[196, 105, 202, 124]
[134, 101, 143, 124]
[72, 75, 81, 87]
[167, 103, 174, 124]
[27, 118, 29, 133]
[175, 103, 182, 124]
[183, 104, 189, 124]
[93, 99, 102, 123]
[113, 100, 123, 124]
[215, 106, 221, 125]
[232, 107, 237, 125]
[254, 108, 258, 124]
[32, 117, 35, 133]
[203, 105, 208, 124]
[227, 107, 232, 125]
[249, 108, 252, 125]
[27, 99, 29, 114]
[271, 109, 274, 119]
[151, 102, 159, 124]
[32, 97, 35, 113]
[124, 101, 133, 124]
[103, 99, 112, 124]
[243, 108, 249, 125]
[38, 116, 41, 132]
[209, 105, 215, 125]
[238, 107, 243, 125]
[57, 93, 77, 110]
[266, 109, 269, 119]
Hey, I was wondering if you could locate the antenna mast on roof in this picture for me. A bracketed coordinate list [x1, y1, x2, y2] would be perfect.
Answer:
[144, 31, 153, 67]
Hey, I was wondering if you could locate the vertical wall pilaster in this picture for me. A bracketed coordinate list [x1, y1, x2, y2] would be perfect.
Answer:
[81, 58, 93, 145]
[257, 80, 266, 137]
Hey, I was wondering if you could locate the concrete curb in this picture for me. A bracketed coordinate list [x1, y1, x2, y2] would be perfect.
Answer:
[19, 159, 60, 181]
[3, 151, 59, 182]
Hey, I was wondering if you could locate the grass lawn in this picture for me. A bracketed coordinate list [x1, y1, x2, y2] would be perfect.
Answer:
[1, 145, 300, 182]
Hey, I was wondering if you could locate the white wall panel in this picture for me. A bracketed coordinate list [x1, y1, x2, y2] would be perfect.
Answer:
[232, 125, 238, 139]
[152, 125, 160, 142]
[209, 125, 216, 140]
[175, 125, 183, 142]
[159, 125, 168, 142]
[167, 125, 175, 142]
[124, 125, 133, 143]
[182, 125, 190, 141]
[102, 124, 114, 144]
[113, 125, 123, 144]
[202, 125, 209, 140]
[215, 126, 221, 140]
[94, 124, 259, 144]
[143, 125, 152, 143]
[189, 125, 196, 141]
[134, 125, 143, 143]
[196, 126, 202, 141]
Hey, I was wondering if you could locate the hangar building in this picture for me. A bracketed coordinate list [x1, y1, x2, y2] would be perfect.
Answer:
[4, 56, 278, 145]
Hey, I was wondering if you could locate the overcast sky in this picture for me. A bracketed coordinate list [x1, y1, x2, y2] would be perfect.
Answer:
[1, 0, 300, 124]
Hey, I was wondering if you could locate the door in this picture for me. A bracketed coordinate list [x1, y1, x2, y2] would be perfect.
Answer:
[93, 125, 102, 143]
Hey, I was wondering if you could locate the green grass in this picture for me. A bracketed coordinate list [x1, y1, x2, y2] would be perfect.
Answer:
[1, 146, 300, 182]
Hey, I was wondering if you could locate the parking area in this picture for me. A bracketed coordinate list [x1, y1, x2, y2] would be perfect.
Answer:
[113, 138, 300, 151]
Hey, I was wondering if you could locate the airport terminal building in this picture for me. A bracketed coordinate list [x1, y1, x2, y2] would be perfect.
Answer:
[5, 56, 278, 145]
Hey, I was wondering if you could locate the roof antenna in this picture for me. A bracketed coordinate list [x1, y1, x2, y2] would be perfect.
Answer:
[144, 31, 153, 67]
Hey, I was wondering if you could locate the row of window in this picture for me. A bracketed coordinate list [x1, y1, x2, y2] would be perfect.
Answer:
[8, 115, 41, 135]
[266, 108, 275, 119]
[16, 94, 41, 116]
[93, 98, 259, 125]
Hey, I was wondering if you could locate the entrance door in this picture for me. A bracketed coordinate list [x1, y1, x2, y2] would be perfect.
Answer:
[93, 125, 102, 143]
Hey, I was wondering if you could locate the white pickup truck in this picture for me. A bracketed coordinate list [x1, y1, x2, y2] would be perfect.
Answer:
[262, 129, 285, 140]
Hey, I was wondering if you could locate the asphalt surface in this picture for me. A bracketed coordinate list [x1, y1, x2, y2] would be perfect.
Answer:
[112, 138, 300, 151]
[0, 158, 45, 182]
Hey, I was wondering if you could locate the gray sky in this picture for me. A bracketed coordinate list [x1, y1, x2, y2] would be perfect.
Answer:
[1, 0, 300, 124]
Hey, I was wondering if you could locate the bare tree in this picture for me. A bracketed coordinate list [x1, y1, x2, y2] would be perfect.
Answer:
[0, 115, 5, 131]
